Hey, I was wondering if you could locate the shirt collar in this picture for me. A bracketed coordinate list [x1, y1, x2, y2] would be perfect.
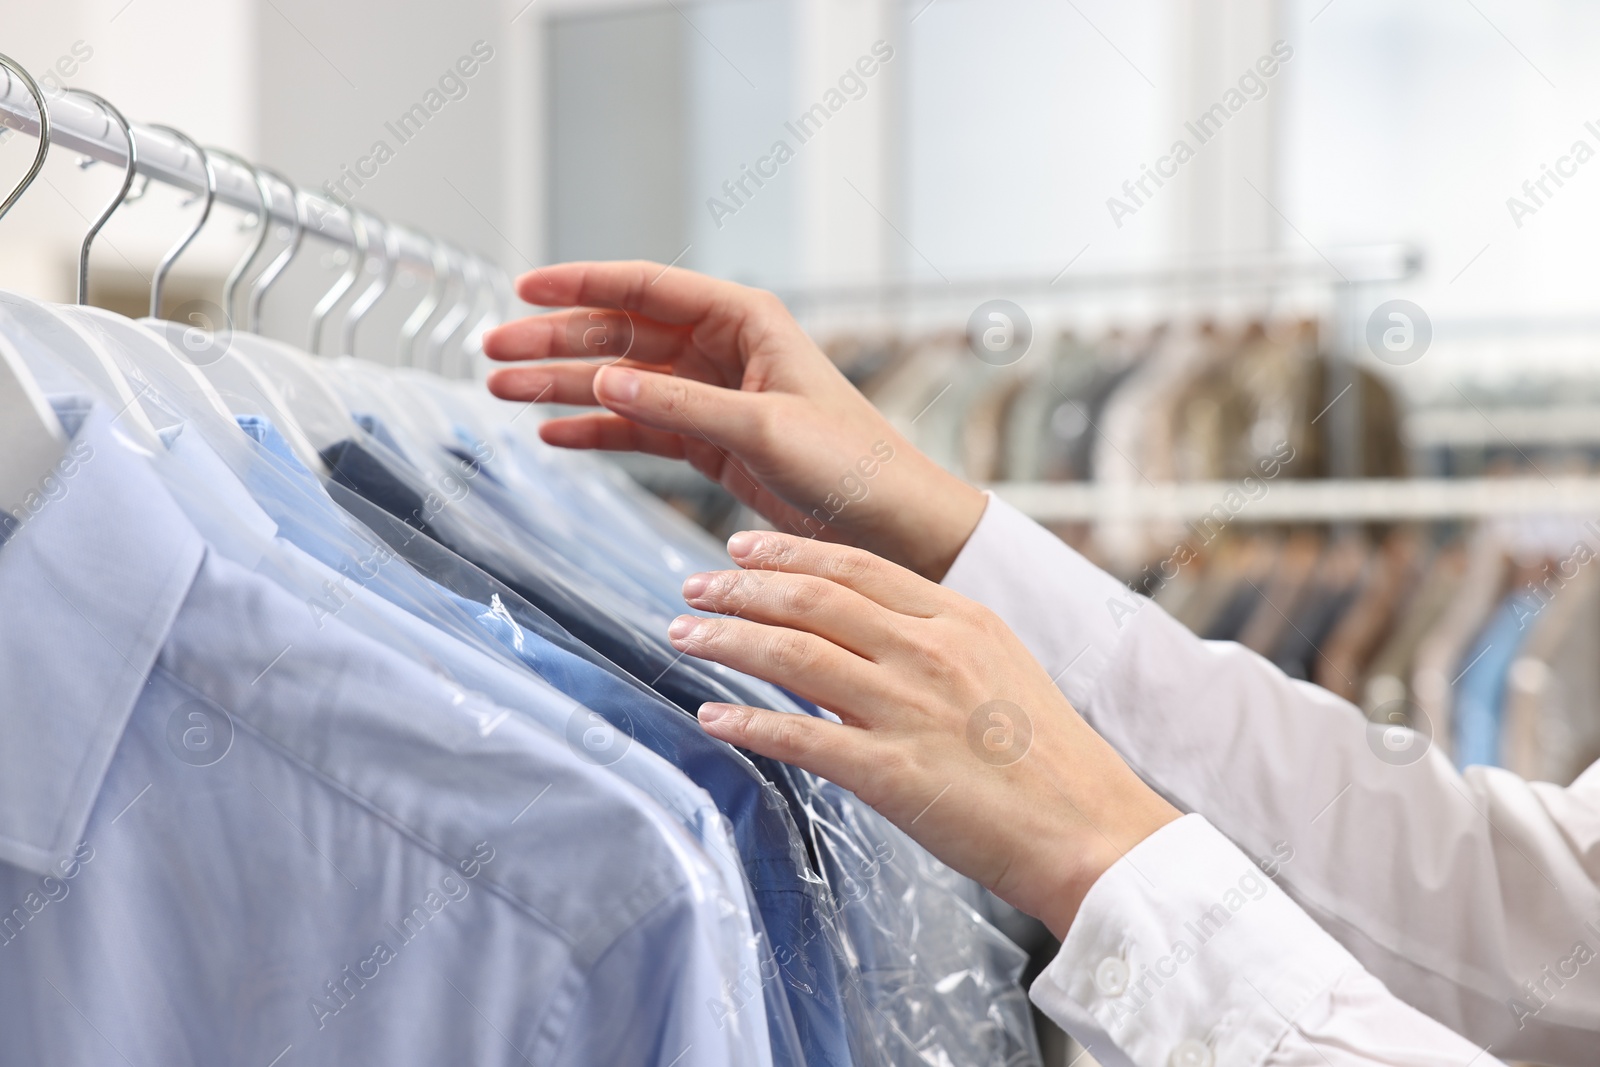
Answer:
[0, 402, 205, 874]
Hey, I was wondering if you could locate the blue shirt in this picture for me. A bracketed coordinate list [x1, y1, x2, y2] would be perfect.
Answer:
[316, 433, 865, 1065]
[0, 403, 756, 1066]
[164, 416, 788, 1067]
[1453, 593, 1540, 768]
[319, 426, 1043, 1066]
[236, 417, 840, 1067]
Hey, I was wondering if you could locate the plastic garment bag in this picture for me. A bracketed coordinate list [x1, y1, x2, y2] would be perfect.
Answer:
[223, 415, 804, 1067]
[14, 310, 779, 1067]
[319, 410, 1044, 1067]
[462, 413, 1045, 1067]
[126, 320, 815, 1067]
[26, 290, 1044, 1065]
[0, 397, 758, 1067]
[306, 428, 862, 1067]
[424, 402, 1045, 1066]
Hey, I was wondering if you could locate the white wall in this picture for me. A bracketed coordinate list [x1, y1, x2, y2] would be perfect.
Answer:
[0, 0, 530, 357]
[0, 0, 259, 299]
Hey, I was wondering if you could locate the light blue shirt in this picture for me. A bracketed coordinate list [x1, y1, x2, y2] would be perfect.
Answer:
[0, 403, 757, 1066]
[156, 415, 782, 1064]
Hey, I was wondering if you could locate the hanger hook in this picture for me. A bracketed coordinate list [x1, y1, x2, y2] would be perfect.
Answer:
[464, 261, 510, 375]
[341, 212, 398, 356]
[426, 248, 471, 374]
[148, 125, 216, 319]
[309, 208, 368, 354]
[0, 54, 52, 224]
[247, 168, 302, 334]
[60, 90, 137, 305]
[445, 256, 487, 378]
[206, 147, 272, 330]
[400, 240, 451, 368]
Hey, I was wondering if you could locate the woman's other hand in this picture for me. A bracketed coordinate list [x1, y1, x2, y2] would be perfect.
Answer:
[483, 261, 986, 581]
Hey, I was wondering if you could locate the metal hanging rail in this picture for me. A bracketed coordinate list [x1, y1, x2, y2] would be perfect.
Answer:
[776, 244, 1423, 310]
[993, 476, 1600, 524]
[0, 67, 502, 285]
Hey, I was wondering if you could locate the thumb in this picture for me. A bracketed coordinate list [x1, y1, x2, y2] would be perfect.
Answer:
[594, 366, 769, 448]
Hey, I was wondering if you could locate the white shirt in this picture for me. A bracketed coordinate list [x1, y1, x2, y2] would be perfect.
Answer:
[942, 496, 1600, 1067]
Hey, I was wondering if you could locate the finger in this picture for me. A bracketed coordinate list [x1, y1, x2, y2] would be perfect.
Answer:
[667, 614, 892, 719]
[535, 416, 784, 519]
[589, 365, 773, 450]
[483, 309, 692, 365]
[725, 532, 945, 618]
[537, 413, 689, 459]
[513, 260, 755, 328]
[535, 413, 802, 528]
[696, 703, 870, 787]
[487, 360, 671, 407]
[682, 569, 906, 662]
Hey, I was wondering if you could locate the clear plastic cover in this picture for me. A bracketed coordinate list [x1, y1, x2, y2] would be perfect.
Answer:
[21, 302, 1043, 1067]
[23, 313, 778, 1066]
[344, 398, 1045, 1067]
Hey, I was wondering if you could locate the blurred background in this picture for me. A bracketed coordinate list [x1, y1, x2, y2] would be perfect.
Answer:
[7, 4, 1600, 1062]
[11, 1, 1600, 326]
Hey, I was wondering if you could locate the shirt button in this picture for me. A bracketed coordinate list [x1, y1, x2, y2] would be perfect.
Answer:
[1093, 956, 1130, 997]
[1169, 1038, 1213, 1067]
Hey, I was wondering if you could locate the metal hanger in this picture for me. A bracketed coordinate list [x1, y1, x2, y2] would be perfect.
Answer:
[3, 86, 217, 436]
[463, 259, 509, 377]
[0, 87, 163, 444]
[0, 52, 68, 507]
[117, 131, 326, 471]
[62, 90, 137, 306]
[247, 168, 302, 335]
[444, 255, 487, 378]
[0, 54, 50, 223]
[400, 240, 451, 368]
[205, 147, 273, 329]
[215, 181, 363, 449]
[341, 212, 397, 356]
[147, 125, 215, 319]
[308, 208, 367, 354]
[425, 246, 471, 374]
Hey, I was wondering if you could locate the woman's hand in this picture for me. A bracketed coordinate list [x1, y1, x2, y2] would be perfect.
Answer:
[670, 530, 1180, 939]
[482, 261, 986, 581]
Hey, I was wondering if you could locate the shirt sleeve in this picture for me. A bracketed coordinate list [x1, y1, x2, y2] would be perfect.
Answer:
[944, 494, 1600, 1065]
[1032, 813, 1503, 1067]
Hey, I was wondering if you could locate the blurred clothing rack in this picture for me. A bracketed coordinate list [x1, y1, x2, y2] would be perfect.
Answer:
[993, 476, 1600, 524]
[775, 243, 1423, 311]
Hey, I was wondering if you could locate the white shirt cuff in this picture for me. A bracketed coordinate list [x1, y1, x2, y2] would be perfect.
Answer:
[942, 493, 1140, 709]
[1031, 814, 1362, 1067]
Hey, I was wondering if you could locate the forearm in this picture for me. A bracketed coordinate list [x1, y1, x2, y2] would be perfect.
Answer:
[944, 495, 1600, 1064]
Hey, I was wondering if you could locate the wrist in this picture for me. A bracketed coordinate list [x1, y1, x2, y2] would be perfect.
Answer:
[880, 463, 987, 581]
[1030, 768, 1182, 941]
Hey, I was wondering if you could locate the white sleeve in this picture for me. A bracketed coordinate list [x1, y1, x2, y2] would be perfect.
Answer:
[944, 495, 1600, 1066]
[1033, 814, 1503, 1067]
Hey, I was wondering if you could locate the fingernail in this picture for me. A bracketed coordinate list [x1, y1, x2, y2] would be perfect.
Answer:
[698, 703, 731, 725]
[597, 367, 640, 403]
[682, 573, 711, 601]
[727, 531, 762, 559]
[668, 615, 700, 642]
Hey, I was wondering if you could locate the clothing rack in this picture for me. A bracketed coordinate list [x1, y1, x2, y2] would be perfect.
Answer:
[0, 67, 511, 302]
[776, 243, 1422, 311]
[993, 476, 1600, 524]
[776, 248, 1600, 525]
